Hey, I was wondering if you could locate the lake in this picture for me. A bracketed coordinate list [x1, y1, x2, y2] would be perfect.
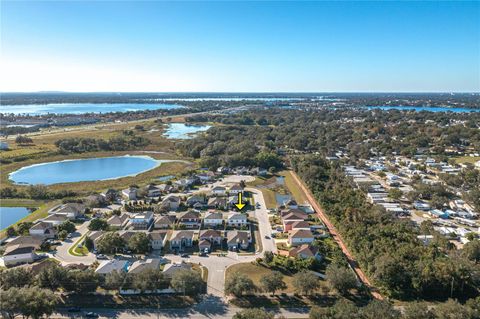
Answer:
[366, 106, 480, 113]
[9, 155, 161, 185]
[163, 123, 211, 139]
[0, 207, 33, 229]
[0, 103, 183, 115]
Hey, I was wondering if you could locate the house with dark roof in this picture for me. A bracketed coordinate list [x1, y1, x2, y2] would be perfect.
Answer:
[107, 213, 129, 229]
[207, 197, 228, 210]
[149, 231, 168, 250]
[2, 244, 38, 266]
[226, 230, 250, 250]
[288, 244, 321, 260]
[154, 215, 176, 229]
[29, 222, 57, 239]
[169, 230, 194, 251]
[199, 229, 222, 245]
[177, 210, 201, 228]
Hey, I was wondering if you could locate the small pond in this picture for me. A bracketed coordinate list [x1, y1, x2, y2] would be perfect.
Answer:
[0, 207, 33, 229]
[163, 123, 211, 139]
[9, 155, 161, 185]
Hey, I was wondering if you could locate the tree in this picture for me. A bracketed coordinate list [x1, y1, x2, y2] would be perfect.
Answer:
[64, 270, 99, 293]
[58, 230, 68, 241]
[171, 269, 205, 296]
[37, 264, 68, 290]
[96, 232, 125, 254]
[463, 240, 480, 263]
[132, 269, 168, 292]
[128, 232, 150, 254]
[260, 271, 286, 296]
[434, 299, 471, 319]
[309, 306, 328, 319]
[16, 222, 33, 235]
[104, 270, 126, 291]
[57, 220, 76, 233]
[330, 298, 360, 319]
[325, 264, 357, 296]
[0, 287, 58, 319]
[361, 300, 400, 319]
[225, 272, 256, 296]
[292, 271, 319, 295]
[233, 309, 274, 319]
[88, 218, 108, 231]
[263, 251, 274, 264]
[27, 185, 49, 199]
[0, 268, 34, 289]
[15, 135, 33, 144]
[5, 226, 17, 237]
[388, 188, 403, 200]
[403, 302, 435, 319]
[84, 236, 94, 251]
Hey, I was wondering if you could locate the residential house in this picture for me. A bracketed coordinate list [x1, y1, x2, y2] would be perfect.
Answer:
[149, 231, 168, 250]
[48, 203, 85, 219]
[88, 231, 105, 250]
[177, 210, 201, 229]
[42, 214, 68, 226]
[196, 172, 215, 183]
[4, 236, 42, 249]
[207, 197, 228, 210]
[186, 195, 206, 208]
[128, 258, 161, 274]
[95, 259, 129, 275]
[1, 244, 38, 266]
[198, 239, 211, 253]
[122, 187, 138, 200]
[284, 220, 310, 231]
[226, 230, 250, 250]
[229, 184, 243, 195]
[163, 262, 192, 277]
[288, 229, 314, 246]
[283, 199, 298, 209]
[129, 211, 154, 230]
[282, 211, 307, 231]
[144, 184, 161, 198]
[157, 184, 174, 193]
[199, 229, 222, 245]
[203, 212, 224, 228]
[174, 178, 196, 189]
[102, 189, 119, 202]
[212, 186, 227, 196]
[154, 215, 176, 229]
[169, 230, 194, 251]
[161, 195, 181, 211]
[29, 222, 57, 239]
[107, 213, 129, 229]
[118, 230, 139, 243]
[227, 212, 248, 228]
[288, 244, 321, 260]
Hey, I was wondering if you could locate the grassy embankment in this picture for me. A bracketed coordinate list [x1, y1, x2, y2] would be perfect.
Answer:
[454, 156, 480, 164]
[0, 118, 196, 194]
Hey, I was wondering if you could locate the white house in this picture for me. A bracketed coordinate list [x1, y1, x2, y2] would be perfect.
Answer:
[169, 230, 194, 251]
[203, 212, 224, 227]
[161, 195, 181, 211]
[212, 186, 227, 195]
[129, 211, 154, 230]
[29, 222, 57, 239]
[128, 258, 161, 274]
[48, 203, 85, 219]
[149, 231, 168, 250]
[227, 212, 248, 228]
[122, 187, 138, 200]
[229, 184, 243, 195]
[226, 230, 250, 250]
[1, 244, 37, 266]
[95, 259, 129, 274]
[288, 229, 314, 246]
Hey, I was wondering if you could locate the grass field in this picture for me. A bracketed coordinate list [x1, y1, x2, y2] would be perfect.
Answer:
[279, 170, 309, 205]
[226, 262, 297, 293]
[454, 156, 480, 164]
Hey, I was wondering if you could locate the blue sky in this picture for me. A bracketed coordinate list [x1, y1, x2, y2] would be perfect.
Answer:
[1, 1, 479, 92]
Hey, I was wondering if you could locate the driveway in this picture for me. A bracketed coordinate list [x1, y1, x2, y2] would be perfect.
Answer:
[52, 221, 97, 265]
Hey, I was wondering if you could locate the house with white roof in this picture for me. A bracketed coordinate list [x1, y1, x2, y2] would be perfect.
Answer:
[95, 259, 130, 274]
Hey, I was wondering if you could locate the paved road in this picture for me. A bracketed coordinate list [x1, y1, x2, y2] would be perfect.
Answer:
[247, 187, 277, 254]
[52, 221, 97, 265]
[289, 170, 383, 300]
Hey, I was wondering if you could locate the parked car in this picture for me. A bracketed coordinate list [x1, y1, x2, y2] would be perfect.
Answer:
[264, 235, 270, 239]
[97, 254, 108, 260]
[180, 253, 189, 258]
[85, 312, 99, 318]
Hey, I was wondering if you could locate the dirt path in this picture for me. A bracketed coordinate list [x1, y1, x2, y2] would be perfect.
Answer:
[289, 170, 384, 300]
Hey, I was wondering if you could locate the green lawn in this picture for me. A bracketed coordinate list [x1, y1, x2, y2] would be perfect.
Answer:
[279, 170, 309, 205]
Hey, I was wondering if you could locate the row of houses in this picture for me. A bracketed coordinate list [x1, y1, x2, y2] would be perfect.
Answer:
[89, 228, 251, 253]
